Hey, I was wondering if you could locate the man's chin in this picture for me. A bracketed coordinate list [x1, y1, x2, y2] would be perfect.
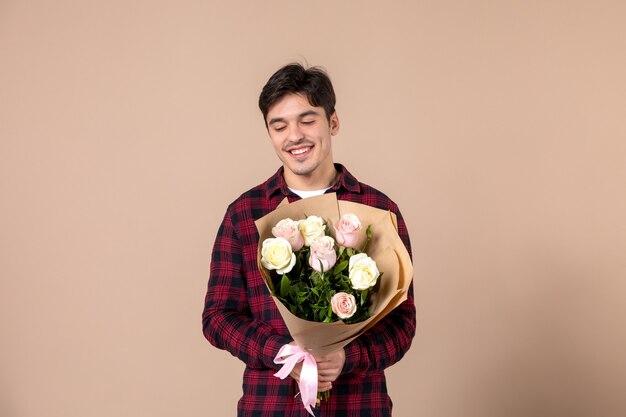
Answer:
[289, 166, 318, 178]
[283, 161, 317, 177]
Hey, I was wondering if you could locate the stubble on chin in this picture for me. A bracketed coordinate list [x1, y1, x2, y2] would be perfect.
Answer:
[287, 162, 317, 177]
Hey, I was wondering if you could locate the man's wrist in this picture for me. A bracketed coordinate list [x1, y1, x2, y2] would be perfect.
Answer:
[263, 334, 293, 369]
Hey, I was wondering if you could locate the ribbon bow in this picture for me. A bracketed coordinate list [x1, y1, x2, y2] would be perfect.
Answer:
[273, 344, 318, 416]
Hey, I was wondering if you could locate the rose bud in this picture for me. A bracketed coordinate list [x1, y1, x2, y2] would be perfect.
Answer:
[272, 218, 304, 251]
[333, 213, 365, 249]
[308, 236, 337, 272]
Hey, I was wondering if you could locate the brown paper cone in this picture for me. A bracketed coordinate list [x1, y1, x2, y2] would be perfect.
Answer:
[255, 193, 413, 356]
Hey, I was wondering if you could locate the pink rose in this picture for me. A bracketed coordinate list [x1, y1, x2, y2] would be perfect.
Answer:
[331, 292, 357, 319]
[272, 218, 304, 251]
[308, 236, 337, 272]
[333, 213, 365, 249]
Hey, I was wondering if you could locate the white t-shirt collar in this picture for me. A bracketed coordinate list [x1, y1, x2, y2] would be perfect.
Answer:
[288, 187, 331, 199]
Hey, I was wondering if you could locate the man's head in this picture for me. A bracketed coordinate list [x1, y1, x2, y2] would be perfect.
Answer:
[259, 63, 336, 127]
[259, 63, 340, 191]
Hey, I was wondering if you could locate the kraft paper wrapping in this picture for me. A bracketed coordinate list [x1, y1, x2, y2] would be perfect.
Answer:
[255, 193, 413, 356]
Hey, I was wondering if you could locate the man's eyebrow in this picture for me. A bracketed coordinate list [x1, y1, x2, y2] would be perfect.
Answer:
[298, 110, 320, 118]
[268, 110, 321, 126]
[268, 117, 285, 126]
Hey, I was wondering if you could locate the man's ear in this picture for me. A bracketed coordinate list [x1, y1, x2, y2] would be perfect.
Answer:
[330, 112, 340, 135]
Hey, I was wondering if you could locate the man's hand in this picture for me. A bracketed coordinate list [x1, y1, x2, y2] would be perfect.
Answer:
[315, 348, 345, 392]
[288, 361, 333, 392]
[287, 343, 345, 393]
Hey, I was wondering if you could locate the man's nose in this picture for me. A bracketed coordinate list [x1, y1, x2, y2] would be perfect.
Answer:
[287, 123, 304, 141]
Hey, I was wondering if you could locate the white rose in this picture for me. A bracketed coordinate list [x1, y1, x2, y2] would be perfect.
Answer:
[261, 237, 296, 274]
[348, 253, 380, 290]
[298, 215, 326, 246]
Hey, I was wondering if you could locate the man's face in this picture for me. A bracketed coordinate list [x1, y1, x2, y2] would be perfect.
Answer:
[266, 93, 339, 189]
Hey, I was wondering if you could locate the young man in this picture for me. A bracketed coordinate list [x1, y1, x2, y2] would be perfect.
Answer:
[202, 63, 416, 417]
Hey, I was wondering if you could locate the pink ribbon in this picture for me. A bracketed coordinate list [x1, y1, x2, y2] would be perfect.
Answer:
[273, 344, 318, 416]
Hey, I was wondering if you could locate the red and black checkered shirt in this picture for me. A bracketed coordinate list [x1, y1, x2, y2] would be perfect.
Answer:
[202, 164, 416, 417]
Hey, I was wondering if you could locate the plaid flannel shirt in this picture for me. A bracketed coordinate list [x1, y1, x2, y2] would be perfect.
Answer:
[202, 164, 416, 417]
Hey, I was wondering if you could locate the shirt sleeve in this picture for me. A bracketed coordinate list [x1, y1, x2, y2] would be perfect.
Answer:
[341, 205, 417, 376]
[202, 208, 291, 370]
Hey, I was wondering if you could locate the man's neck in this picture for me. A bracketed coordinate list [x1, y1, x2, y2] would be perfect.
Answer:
[284, 165, 339, 191]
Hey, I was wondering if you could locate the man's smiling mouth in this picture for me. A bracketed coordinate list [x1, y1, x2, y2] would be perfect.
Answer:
[290, 146, 311, 155]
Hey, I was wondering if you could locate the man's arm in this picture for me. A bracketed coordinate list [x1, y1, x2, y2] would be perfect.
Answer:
[341, 206, 417, 376]
[202, 208, 291, 370]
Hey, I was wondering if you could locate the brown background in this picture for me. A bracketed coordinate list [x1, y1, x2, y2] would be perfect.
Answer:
[1, 1, 625, 416]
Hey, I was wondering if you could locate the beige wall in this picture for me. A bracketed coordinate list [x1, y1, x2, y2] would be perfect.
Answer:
[2, 1, 625, 416]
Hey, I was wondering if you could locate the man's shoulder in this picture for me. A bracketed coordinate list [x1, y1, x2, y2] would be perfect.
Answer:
[223, 174, 277, 221]
[343, 176, 401, 213]
[233, 179, 266, 200]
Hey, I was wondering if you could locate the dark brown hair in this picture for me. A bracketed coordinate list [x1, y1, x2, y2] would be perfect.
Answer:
[258, 63, 336, 127]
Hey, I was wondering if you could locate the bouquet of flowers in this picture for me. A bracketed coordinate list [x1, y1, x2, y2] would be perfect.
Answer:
[261, 212, 379, 325]
[255, 193, 412, 415]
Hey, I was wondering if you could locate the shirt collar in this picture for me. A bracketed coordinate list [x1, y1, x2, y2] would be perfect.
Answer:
[266, 163, 361, 198]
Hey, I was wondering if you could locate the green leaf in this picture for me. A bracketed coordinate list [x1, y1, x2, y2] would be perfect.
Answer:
[323, 307, 333, 323]
[360, 225, 373, 252]
[360, 289, 368, 306]
[333, 260, 349, 275]
[280, 274, 291, 298]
